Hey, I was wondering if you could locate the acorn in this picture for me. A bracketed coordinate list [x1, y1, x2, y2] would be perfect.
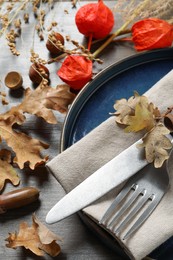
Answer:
[29, 63, 50, 85]
[0, 187, 39, 212]
[46, 31, 64, 55]
[4, 71, 23, 90]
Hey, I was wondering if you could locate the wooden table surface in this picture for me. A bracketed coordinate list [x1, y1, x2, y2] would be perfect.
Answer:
[0, 1, 137, 259]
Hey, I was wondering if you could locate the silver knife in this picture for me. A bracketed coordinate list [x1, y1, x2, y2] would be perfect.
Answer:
[46, 138, 150, 224]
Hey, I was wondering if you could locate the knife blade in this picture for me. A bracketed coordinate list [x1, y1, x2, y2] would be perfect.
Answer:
[46, 138, 149, 224]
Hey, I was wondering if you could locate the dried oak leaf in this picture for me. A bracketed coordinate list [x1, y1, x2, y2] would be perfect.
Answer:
[0, 149, 12, 162]
[138, 123, 172, 168]
[1, 106, 26, 125]
[113, 92, 160, 133]
[0, 149, 19, 191]
[6, 214, 61, 257]
[17, 83, 76, 124]
[124, 98, 156, 132]
[2, 84, 75, 125]
[0, 116, 49, 169]
[113, 92, 148, 124]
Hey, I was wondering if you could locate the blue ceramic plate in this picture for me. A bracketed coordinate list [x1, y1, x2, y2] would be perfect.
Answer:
[61, 48, 173, 259]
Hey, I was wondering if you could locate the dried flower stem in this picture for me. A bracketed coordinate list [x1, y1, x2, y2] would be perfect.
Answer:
[92, 0, 151, 58]
[48, 53, 67, 64]
[47, 39, 103, 64]
[140, 0, 173, 20]
[91, 28, 131, 45]
[0, 0, 30, 37]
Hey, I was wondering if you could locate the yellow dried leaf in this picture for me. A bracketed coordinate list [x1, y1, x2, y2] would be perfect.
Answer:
[113, 92, 148, 124]
[138, 123, 172, 167]
[125, 99, 155, 132]
[6, 214, 61, 257]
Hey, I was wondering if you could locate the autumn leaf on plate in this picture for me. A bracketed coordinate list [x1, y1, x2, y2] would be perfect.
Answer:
[113, 91, 148, 124]
[113, 92, 161, 129]
[124, 98, 156, 132]
[0, 116, 49, 169]
[138, 123, 172, 167]
[0, 149, 19, 191]
[18, 83, 76, 124]
[6, 214, 61, 257]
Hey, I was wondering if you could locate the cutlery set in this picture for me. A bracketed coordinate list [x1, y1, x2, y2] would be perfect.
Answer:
[46, 136, 172, 239]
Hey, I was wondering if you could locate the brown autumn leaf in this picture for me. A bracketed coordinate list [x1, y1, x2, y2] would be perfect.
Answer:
[33, 214, 62, 256]
[0, 149, 12, 162]
[138, 123, 172, 167]
[0, 83, 75, 170]
[1, 83, 75, 125]
[0, 116, 49, 169]
[0, 149, 20, 191]
[17, 83, 76, 124]
[0, 107, 26, 125]
[148, 102, 161, 119]
[6, 214, 61, 257]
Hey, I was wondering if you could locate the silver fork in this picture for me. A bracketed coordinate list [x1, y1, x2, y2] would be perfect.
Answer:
[99, 162, 169, 240]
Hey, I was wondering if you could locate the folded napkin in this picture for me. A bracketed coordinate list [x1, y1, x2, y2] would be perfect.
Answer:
[47, 69, 173, 260]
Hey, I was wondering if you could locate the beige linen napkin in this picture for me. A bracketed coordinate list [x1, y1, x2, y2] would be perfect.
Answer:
[47, 69, 173, 260]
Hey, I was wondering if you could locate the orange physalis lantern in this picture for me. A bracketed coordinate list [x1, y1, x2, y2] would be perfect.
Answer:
[132, 18, 173, 51]
[57, 55, 92, 90]
[75, 0, 114, 40]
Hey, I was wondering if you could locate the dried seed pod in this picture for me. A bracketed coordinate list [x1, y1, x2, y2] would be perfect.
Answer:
[57, 55, 93, 90]
[29, 63, 50, 84]
[0, 187, 39, 212]
[132, 18, 173, 51]
[46, 32, 65, 55]
[75, 0, 114, 39]
[4, 71, 23, 89]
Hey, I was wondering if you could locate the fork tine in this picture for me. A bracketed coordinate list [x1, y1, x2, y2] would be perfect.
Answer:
[123, 194, 161, 240]
[108, 187, 144, 230]
[114, 192, 148, 234]
[100, 183, 136, 225]
[100, 163, 169, 240]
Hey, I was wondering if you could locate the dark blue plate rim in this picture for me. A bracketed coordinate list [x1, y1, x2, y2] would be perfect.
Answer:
[60, 47, 173, 151]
